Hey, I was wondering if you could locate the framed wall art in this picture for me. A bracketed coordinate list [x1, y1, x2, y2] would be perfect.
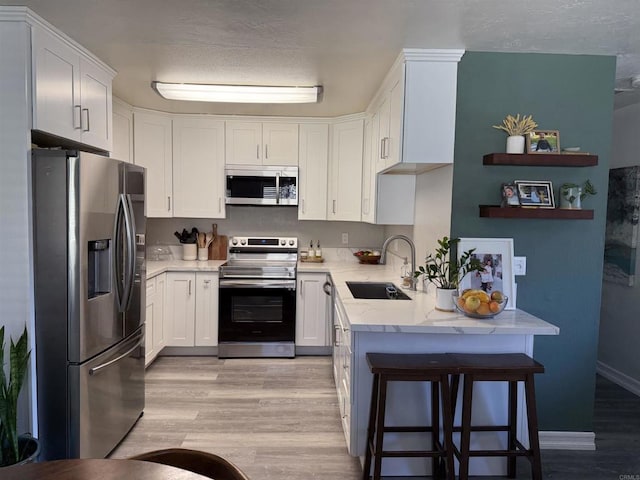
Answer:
[515, 180, 555, 208]
[458, 237, 515, 310]
[526, 130, 560, 153]
[603, 166, 640, 286]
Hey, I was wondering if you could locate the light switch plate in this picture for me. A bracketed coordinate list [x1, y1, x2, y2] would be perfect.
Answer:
[513, 256, 526, 276]
[341, 233, 349, 245]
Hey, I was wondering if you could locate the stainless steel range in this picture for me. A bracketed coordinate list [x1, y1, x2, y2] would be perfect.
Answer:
[218, 236, 298, 358]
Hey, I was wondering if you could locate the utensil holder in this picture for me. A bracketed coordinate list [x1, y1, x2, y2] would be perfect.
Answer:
[198, 247, 208, 261]
[182, 244, 197, 261]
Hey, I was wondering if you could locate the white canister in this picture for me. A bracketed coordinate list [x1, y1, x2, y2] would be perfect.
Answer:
[198, 247, 209, 261]
[183, 244, 197, 261]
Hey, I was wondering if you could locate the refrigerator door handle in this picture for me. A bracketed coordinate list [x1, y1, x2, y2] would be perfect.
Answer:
[112, 194, 126, 311]
[121, 194, 136, 311]
[88, 337, 143, 376]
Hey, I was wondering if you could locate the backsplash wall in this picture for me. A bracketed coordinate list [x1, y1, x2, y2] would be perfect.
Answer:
[146, 205, 387, 250]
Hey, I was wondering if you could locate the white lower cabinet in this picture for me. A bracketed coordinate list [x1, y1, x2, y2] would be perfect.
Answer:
[166, 272, 218, 347]
[145, 274, 166, 367]
[332, 294, 353, 450]
[295, 273, 331, 347]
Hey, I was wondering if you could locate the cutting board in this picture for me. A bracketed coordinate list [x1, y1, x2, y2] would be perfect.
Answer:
[208, 224, 228, 260]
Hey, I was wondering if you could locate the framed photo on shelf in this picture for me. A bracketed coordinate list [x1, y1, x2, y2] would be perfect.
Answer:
[515, 180, 555, 208]
[526, 130, 560, 153]
[458, 237, 515, 310]
[501, 183, 520, 207]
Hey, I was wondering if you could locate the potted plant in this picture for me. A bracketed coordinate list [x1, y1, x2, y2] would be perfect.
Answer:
[1, 326, 39, 467]
[414, 237, 484, 311]
[560, 180, 597, 209]
[493, 113, 538, 154]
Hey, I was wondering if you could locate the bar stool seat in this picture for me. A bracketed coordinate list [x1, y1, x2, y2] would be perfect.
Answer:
[362, 353, 458, 480]
[450, 353, 545, 480]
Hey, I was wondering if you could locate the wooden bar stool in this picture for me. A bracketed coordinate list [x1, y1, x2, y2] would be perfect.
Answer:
[450, 353, 545, 480]
[362, 353, 458, 480]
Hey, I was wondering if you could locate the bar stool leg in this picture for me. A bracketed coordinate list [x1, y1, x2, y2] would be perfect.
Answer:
[439, 374, 456, 480]
[431, 380, 441, 478]
[362, 373, 380, 480]
[524, 373, 543, 480]
[507, 380, 517, 478]
[372, 375, 389, 480]
[458, 374, 474, 480]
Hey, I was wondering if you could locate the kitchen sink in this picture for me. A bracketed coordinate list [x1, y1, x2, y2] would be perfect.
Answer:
[346, 281, 411, 300]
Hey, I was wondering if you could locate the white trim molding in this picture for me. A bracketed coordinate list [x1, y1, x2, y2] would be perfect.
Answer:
[539, 431, 596, 451]
[597, 360, 640, 397]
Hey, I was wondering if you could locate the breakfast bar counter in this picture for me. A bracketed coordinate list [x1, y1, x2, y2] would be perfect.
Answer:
[299, 255, 559, 477]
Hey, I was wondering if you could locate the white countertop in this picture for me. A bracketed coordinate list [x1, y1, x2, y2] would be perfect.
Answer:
[147, 252, 559, 336]
[146, 259, 226, 278]
[298, 258, 560, 336]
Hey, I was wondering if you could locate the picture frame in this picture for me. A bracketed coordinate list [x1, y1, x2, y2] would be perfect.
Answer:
[501, 183, 520, 207]
[526, 130, 560, 153]
[458, 237, 515, 310]
[515, 180, 555, 208]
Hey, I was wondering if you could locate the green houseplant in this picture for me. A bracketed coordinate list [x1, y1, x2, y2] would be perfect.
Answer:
[414, 237, 484, 311]
[560, 180, 597, 209]
[0, 326, 38, 467]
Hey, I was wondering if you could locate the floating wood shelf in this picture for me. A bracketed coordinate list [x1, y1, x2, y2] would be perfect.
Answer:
[483, 153, 598, 167]
[479, 205, 594, 220]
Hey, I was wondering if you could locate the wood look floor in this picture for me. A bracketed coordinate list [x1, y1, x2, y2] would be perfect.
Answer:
[111, 357, 640, 479]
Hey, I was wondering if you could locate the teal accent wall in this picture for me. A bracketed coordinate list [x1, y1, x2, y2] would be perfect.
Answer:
[451, 52, 616, 431]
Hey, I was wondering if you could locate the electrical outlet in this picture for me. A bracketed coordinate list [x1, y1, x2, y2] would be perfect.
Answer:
[513, 256, 526, 276]
[341, 233, 349, 245]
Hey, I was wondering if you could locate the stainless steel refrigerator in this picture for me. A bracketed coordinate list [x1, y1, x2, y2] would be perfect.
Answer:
[32, 149, 146, 460]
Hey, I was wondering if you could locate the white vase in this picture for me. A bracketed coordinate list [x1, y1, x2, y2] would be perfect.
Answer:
[560, 186, 582, 209]
[506, 135, 525, 154]
[435, 288, 456, 312]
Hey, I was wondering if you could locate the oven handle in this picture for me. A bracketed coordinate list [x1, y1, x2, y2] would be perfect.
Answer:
[220, 279, 296, 289]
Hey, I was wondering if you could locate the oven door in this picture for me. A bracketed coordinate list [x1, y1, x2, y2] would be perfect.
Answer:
[218, 279, 296, 343]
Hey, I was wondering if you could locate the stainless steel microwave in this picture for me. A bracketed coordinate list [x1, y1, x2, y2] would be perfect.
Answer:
[225, 165, 298, 206]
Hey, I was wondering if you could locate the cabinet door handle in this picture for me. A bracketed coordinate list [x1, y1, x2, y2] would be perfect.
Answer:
[257, 144, 260, 159]
[265, 144, 268, 159]
[218, 197, 222, 213]
[300, 280, 304, 296]
[333, 200, 336, 214]
[167, 196, 171, 211]
[203, 279, 211, 287]
[334, 325, 340, 346]
[301, 198, 305, 214]
[82, 108, 90, 132]
[73, 105, 82, 129]
[188, 280, 192, 295]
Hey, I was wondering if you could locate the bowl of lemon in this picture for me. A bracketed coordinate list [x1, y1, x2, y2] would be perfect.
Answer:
[453, 289, 507, 319]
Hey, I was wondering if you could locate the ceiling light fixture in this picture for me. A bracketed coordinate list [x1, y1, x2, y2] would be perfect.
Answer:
[152, 81, 321, 104]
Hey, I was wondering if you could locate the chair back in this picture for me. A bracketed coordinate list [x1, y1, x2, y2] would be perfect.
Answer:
[130, 448, 251, 480]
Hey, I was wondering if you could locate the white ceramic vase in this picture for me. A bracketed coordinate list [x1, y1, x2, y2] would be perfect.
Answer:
[435, 287, 456, 312]
[560, 186, 582, 209]
[506, 135, 525, 154]
[182, 244, 197, 260]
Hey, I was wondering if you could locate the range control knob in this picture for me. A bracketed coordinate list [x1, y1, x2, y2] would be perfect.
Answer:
[240, 239, 246, 245]
[231, 238, 238, 245]
[280, 239, 286, 246]
[289, 239, 295, 246]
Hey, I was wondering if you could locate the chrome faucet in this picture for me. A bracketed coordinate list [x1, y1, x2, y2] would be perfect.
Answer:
[379, 234, 417, 291]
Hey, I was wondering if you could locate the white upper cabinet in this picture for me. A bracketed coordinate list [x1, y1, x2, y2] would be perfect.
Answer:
[369, 49, 464, 174]
[172, 116, 225, 218]
[133, 109, 173, 217]
[328, 118, 364, 221]
[112, 98, 133, 163]
[298, 123, 329, 220]
[226, 120, 298, 166]
[32, 25, 114, 152]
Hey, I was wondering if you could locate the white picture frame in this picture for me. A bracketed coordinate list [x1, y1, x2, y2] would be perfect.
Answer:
[457, 237, 516, 310]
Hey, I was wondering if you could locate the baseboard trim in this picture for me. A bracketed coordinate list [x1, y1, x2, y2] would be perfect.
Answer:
[597, 361, 640, 397]
[539, 431, 595, 450]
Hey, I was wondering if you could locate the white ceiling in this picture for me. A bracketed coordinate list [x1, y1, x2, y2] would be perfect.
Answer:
[7, 0, 640, 115]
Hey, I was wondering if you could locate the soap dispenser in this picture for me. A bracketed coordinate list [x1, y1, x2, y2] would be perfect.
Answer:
[401, 257, 411, 287]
